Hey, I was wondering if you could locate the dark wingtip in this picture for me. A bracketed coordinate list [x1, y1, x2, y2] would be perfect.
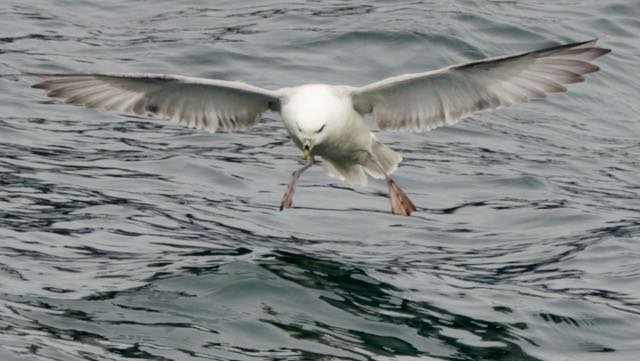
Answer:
[580, 39, 611, 58]
[30, 73, 57, 89]
[32, 79, 53, 89]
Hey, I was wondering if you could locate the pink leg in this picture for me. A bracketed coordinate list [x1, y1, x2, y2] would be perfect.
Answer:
[369, 153, 416, 216]
[280, 157, 314, 211]
[386, 177, 417, 216]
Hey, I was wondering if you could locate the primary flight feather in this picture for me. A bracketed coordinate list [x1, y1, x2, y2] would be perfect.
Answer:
[33, 39, 610, 215]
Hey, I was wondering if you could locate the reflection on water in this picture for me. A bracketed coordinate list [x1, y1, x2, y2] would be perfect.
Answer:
[1, 0, 640, 360]
[262, 252, 540, 360]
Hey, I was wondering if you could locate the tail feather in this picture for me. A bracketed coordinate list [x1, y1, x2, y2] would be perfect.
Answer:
[363, 137, 402, 179]
[321, 134, 402, 186]
[322, 160, 368, 186]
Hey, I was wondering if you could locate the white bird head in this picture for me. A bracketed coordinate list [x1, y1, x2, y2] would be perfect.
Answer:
[284, 84, 352, 159]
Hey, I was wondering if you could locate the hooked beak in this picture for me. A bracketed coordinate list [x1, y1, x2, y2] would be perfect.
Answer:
[302, 139, 312, 160]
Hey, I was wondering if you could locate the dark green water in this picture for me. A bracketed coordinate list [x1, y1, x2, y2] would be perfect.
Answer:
[1, 1, 639, 360]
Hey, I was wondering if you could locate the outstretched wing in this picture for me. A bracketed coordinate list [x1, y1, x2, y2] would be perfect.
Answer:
[33, 73, 281, 132]
[351, 39, 610, 131]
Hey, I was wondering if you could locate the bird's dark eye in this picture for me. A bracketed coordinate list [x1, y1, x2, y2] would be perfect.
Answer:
[316, 124, 326, 133]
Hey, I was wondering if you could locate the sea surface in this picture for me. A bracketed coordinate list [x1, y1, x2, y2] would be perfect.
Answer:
[1, 1, 639, 360]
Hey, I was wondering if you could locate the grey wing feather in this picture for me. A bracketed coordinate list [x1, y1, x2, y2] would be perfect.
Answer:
[33, 73, 281, 132]
[351, 39, 610, 132]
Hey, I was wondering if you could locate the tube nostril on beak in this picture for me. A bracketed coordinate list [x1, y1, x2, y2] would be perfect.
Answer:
[303, 144, 310, 151]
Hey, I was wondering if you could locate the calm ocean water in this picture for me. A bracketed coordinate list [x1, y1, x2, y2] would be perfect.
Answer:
[1, 1, 639, 360]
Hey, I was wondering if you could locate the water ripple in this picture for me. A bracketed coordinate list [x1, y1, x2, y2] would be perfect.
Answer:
[1, 0, 639, 360]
